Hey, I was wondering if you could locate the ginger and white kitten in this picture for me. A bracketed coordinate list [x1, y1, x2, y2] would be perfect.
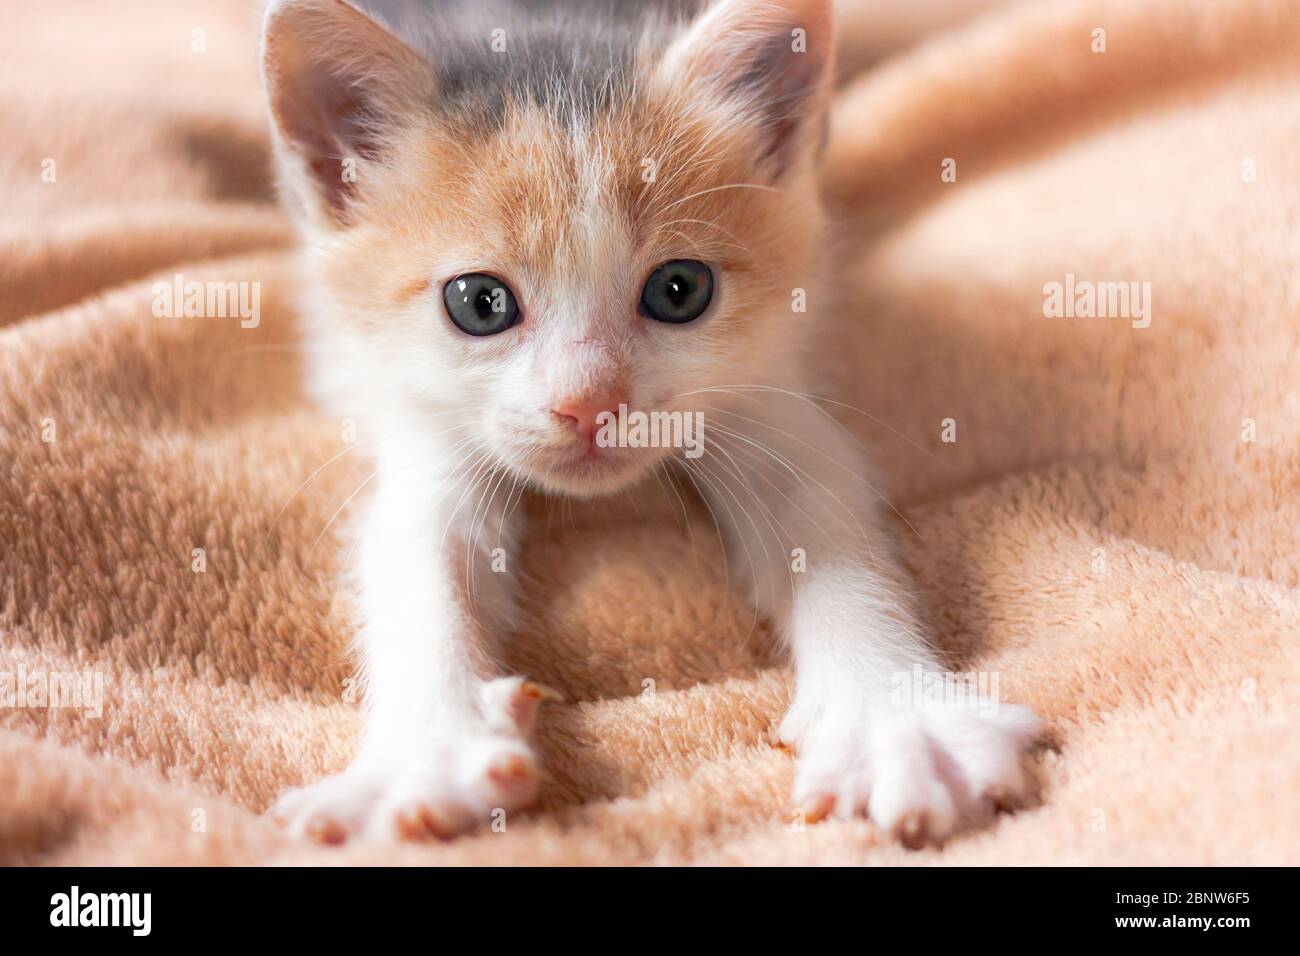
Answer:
[263, 0, 1039, 847]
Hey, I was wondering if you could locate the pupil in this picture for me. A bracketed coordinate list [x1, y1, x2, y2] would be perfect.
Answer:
[474, 289, 494, 316]
[666, 275, 688, 302]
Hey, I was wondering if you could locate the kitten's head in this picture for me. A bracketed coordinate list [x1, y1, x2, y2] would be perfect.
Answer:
[263, 0, 834, 496]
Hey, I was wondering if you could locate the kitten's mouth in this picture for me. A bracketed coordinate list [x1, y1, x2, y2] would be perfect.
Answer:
[524, 444, 655, 497]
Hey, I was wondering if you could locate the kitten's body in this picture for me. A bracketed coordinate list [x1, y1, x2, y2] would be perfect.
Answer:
[264, 0, 1039, 846]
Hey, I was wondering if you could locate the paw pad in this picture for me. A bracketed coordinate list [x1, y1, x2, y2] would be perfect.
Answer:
[394, 804, 452, 841]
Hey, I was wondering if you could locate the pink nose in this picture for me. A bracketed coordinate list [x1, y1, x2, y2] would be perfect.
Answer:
[551, 395, 624, 446]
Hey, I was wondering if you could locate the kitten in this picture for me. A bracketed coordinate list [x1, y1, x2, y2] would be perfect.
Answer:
[262, 0, 1040, 847]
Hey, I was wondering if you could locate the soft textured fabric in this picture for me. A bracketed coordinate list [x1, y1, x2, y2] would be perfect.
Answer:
[1, 0, 1296, 866]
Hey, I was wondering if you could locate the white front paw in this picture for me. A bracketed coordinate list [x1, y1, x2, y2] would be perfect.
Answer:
[783, 697, 1041, 847]
[271, 677, 557, 844]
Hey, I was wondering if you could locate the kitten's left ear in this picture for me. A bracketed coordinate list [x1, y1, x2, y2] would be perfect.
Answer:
[654, 0, 835, 173]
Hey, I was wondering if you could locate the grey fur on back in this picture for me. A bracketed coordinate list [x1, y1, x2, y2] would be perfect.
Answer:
[355, 0, 707, 125]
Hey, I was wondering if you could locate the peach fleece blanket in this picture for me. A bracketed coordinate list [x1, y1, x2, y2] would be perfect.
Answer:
[1, 0, 1297, 865]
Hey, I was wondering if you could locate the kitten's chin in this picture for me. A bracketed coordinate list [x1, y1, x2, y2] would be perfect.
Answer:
[519, 449, 659, 499]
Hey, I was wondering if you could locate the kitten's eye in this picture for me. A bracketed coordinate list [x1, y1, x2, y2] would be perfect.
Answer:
[640, 260, 714, 324]
[443, 273, 521, 336]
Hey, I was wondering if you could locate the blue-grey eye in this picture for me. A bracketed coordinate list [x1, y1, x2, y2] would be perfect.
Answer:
[443, 273, 521, 336]
[640, 260, 713, 324]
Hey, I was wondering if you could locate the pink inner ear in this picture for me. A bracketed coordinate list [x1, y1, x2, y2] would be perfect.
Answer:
[661, 1, 834, 175]
[264, 1, 434, 223]
[737, 29, 829, 168]
[311, 66, 395, 160]
[277, 82, 350, 216]
[273, 60, 396, 219]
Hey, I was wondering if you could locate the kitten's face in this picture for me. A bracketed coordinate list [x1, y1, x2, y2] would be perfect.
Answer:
[265, 0, 832, 497]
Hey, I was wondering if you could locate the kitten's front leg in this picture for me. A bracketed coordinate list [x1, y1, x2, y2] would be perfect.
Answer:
[697, 402, 1039, 845]
[273, 438, 547, 844]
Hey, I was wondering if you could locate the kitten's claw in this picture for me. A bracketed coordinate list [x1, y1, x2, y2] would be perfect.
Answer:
[488, 753, 537, 786]
[270, 675, 550, 845]
[482, 676, 562, 736]
[486, 752, 541, 807]
[895, 811, 929, 850]
[395, 804, 452, 841]
[799, 794, 835, 824]
[304, 815, 347, 846]
[521, 681, 563, 702]
[786, 699, 1040, 848]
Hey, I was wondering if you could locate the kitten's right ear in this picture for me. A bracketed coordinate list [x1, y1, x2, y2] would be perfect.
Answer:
[261, 0, 434, 226]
